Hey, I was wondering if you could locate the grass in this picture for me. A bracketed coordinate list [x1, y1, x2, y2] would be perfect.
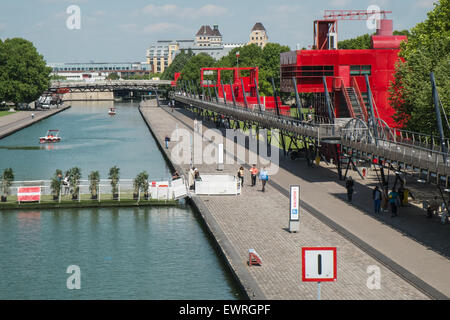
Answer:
[0, 111, 14, 117]
[0, 194, 179, 211]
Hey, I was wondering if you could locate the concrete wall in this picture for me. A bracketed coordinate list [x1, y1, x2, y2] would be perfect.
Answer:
[62, 91, 114, 101]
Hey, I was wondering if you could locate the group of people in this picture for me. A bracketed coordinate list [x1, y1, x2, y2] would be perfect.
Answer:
[237, 164, 269, 192]
[56, 172, 71, 195]
[346, 175, 417, 218]
[187, 167, 201, 190]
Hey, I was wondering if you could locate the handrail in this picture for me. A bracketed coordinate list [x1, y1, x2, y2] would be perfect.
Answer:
[173, 93, 450, 162]
[341, 80, 355, 118]
[351, 77, 369, 122]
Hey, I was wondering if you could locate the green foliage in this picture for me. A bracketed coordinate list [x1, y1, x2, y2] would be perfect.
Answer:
[107, 73, 120, 80]
[389, 0, 450, 134]
[338, 30, 411, 50]
[133, 171, 149, 196]
[214, 43, 290, 96]
[88, 171, 100, 197]
[68, 167, 81, 197]
[161, 49, 195, 80]
[50, 74, 67, 81]
[1, 168, 14, 196]
[179, 53, 216, 84]
[50, 169, 63, 197]
[338, 34, 372, 50]
[0, 38, 52, 105]
[108, 166, 120, 195]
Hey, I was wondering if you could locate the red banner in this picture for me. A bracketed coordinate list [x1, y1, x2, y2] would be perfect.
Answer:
[18, 187, 41, 203]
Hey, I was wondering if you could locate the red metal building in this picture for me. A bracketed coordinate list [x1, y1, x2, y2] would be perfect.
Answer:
[281, 16, 407, 128]
[200, 67, 291, 115]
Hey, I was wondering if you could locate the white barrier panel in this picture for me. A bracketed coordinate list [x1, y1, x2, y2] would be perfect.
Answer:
[195, 175, 241, 195]
[171, 178, 188, 199]
[155, 181, 170, 200]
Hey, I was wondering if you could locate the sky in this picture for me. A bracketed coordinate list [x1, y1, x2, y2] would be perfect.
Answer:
[0, 0, 439, 63]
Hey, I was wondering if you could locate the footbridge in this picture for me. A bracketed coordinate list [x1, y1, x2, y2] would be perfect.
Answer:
[172, 92, 450, 187]
[50, 80, 172, 93]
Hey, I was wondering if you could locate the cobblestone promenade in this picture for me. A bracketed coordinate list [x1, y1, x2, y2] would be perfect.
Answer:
[140, 102, 450, 300]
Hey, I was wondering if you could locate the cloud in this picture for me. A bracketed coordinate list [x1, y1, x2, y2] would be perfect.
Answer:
[329, 0, 352, 7]
[142, 22, 184, 34]
[118, 23, 138, 31]
[142, 4, 228, 19]
[414, 0, 437, 8]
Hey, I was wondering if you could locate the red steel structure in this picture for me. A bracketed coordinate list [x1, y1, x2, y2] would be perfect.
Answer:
[200, 67, 291, 115]
[281, 10, 407, 128]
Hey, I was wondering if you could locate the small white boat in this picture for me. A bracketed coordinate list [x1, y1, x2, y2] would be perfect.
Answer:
[39, 130, 61, 144]
[108, 107, 116, 116]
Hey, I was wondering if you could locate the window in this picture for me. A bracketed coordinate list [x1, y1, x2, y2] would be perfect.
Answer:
[299, 65, 334, 77]
[350, 65, 371, 76]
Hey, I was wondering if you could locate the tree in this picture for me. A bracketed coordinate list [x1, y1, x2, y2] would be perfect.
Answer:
[107, 73, 120, 80]
[161, 49, 194, 80]
[0, 38, 52, 105]
[109, 166, 120, 199]
[215, 43, 290, 96]
[338, 34, 372, 50]
[88, 171, 100, 200]
[389, 0, 449, 134]
[179, 53, 216, 84]
[338, 30, 411, 50]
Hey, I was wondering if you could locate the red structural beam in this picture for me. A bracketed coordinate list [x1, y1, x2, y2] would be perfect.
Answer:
[324, 10, 392, 20]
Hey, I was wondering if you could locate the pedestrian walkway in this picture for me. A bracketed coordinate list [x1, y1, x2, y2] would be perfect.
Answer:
[139, 103, 440, 300]
[0, 106, 70, 139]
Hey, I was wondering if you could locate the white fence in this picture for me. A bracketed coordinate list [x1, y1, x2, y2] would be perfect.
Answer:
[194, 175, 241, 195]
[6, 178, 188, 203]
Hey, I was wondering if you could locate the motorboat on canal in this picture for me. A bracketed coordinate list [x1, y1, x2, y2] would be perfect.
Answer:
[108, 107, 116, 116]
[39, 130, 61, 144]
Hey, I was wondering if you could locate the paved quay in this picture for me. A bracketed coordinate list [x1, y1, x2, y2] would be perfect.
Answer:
[139, 101, 442, 300]
[0, 105, 71, 139]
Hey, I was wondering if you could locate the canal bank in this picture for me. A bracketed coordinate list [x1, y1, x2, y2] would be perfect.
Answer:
[0, 104, 71, 140]
[139, 101, 441, 300]
[139, 100, 264, 300]
[0, 101, 243, 300]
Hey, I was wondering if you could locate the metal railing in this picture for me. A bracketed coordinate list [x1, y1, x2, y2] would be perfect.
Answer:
[3, 178, 185, 204]
[174, 92, 450, 170]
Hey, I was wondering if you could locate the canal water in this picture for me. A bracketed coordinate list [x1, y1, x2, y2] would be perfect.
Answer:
[0, 102, 243, 299]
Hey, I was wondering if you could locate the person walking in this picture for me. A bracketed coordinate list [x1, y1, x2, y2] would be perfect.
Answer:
[164, 135, 171, 149]
[373, 186, 382, 214]
[237, 166, 244, 187]
[388, 188, 399, 217]
[188, 167, 195, 191]
[250, 164, 259, 187]
[259, 167, 269, 192]
[381, 186, 389, 212]
[345, 176, 354, 203]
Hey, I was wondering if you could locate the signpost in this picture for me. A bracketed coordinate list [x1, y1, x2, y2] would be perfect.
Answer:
[217, 143, 224, 171]
[302, 247, 337, 300]
[289, 186, 300, 232]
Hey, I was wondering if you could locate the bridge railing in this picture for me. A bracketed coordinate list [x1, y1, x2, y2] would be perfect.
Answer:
[175, 93, 450, 167]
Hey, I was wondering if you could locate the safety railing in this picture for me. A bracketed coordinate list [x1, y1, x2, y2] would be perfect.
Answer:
[2, 178, 187, 204]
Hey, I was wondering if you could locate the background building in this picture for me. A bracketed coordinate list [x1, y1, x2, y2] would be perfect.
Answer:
[145, 23, 267, 73]
[146, 40, 195, 73]
[48, 62, 152, 80]
[248, 22, 269, 48]
[195, 25, 223, 47]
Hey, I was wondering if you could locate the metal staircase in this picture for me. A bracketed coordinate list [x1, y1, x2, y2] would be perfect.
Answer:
[345, 87, 365, 121]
